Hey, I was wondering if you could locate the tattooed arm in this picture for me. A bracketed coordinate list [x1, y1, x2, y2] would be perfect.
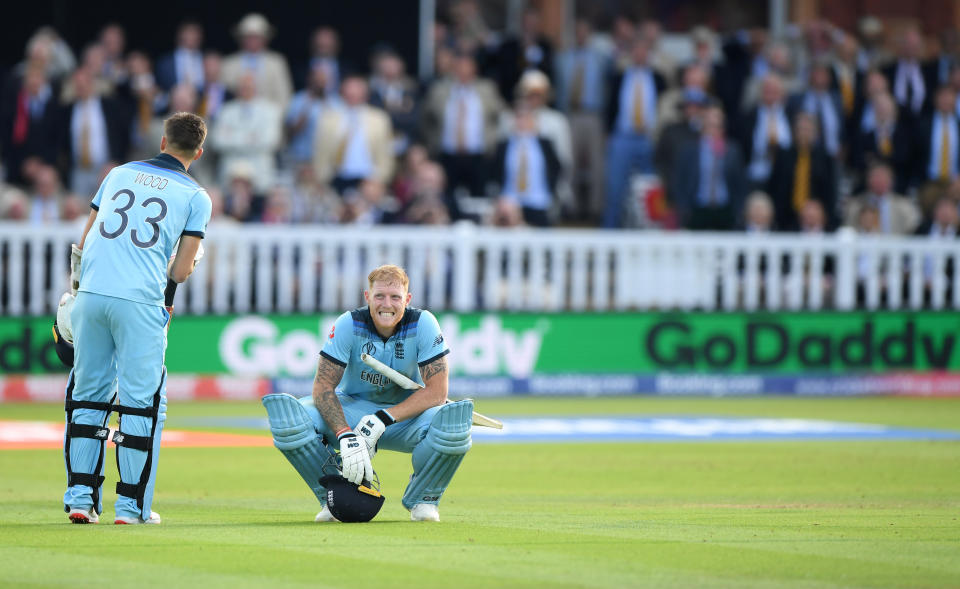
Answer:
[383, 355, 449, 422]
[312, 356, 349, 434]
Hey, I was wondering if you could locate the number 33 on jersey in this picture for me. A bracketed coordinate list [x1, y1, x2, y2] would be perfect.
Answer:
[79, 157, 212, 307]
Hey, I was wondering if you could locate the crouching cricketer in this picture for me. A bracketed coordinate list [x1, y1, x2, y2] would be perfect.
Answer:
[261, 264, 471, 522]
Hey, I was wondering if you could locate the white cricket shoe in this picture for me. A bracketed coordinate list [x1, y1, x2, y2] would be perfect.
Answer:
[68, 507, 99, 524]
[315, 505, 339, 523]
[114, 511, 161, 525]
[410, 503, 440, 522]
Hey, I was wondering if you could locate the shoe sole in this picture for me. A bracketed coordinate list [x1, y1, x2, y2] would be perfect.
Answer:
[69, 514, 96, 524]
[114, 518, 161, 525]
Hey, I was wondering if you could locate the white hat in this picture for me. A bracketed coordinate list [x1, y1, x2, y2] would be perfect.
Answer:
[235, 13, 274, 39]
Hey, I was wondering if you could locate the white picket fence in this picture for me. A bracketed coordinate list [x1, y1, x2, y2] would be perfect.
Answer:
[1, 221, 958, 316]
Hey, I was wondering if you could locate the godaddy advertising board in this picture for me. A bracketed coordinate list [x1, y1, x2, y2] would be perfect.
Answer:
[2, 312, 959, 396]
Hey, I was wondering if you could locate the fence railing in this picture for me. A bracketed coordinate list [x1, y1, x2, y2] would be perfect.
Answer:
[1, 221, 958, 316]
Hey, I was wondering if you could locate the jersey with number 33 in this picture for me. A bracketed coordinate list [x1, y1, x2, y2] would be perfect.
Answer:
[79, 155, 212, 307]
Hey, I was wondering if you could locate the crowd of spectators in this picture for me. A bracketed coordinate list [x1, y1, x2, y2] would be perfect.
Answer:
[1, 5, 959, 244]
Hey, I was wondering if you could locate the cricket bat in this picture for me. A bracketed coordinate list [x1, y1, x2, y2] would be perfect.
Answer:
[360, 353, 503, 429]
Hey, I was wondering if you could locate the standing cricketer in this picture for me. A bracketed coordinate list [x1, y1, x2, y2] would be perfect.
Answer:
[60, 112, 211, 524]
[262, 264, 472, 522]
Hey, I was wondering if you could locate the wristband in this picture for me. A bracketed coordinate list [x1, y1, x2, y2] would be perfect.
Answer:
[375, 410, 396, 426]
[164, 278, 178, 307]
[335, 427, 353, 439]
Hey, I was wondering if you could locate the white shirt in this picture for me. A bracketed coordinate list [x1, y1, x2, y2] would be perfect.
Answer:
[748, 105, 791, 181]
[894, 60, 925, 113]
[338, 107, 374, 178]
[175, 48, 204, 88]
[29, 197, 59, 224]
[803, 92, 840, 156]
[70, 98, 109, 168]
[616, 67, 657, 135]
[442, 85, 484, 154]
[928, 113, 959, 180]
[504, 135, 551, 210]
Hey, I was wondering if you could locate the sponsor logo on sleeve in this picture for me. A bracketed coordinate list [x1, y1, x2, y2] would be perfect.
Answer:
[433, 334, 444, 347]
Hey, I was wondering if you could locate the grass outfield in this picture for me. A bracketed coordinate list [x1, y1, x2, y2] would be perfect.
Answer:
[0, 396, 958, 588]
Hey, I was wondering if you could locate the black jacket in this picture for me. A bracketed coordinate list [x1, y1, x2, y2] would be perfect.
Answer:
[766, 144, 838, 231]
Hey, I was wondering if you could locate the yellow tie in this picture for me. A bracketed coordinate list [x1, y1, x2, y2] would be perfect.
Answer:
[198, 91, 209, 118]
[632, 78, 645, 132]
[940, 118, 951, 179]
[792, 146, 811, 213]
[516, 142, 528, 193]
[79, 106, 92, 169]
[570, 60, 585, 110]
[839, 75, 854, 114]
[879, 132, 892, 157]
[138, 96, 152, 135]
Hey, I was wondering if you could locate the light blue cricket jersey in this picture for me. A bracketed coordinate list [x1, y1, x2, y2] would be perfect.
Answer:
[79, 154, 212, 307]
[321, 306, 450, 405]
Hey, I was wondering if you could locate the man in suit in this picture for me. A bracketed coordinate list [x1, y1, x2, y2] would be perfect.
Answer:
[831, 32, 861, 122]
[917, 195, 959, 237]
[670, 105, 746, 230]
[421, 52, 504, 204]
[221, 13, 293, 109]
[741, 74, 792, 190]
[787, 61, 845, 159]
[298, 27, 347, 95]
[926, 29, 959, 91]
[59, 67, 128, 196]
[0, 64, 58, 184]
[369, 50, 420, 157]
[851, 69, 889, 137]
[210, 73, 282, 193]
[916, 85, 960, 212]
[845, 163, 920, 235]
[883, 27, 929, 134]
[554, 18, 610, 222]
[767, 112, 838, 231]
[492, 8, 553, 101]
[197, 52, 231, 123]
[286, 68, 338, 168]
[915, 196, 958, 298]
[313, 75, 394, 194]
[851, 92, 913, 193]
[657, 63, 712, 133]
[498, 71, 573, 216]
[604, 36, 666, 228]
[155, 21, 205, 93]
[494, 106, 560, 227]
[655, 89, 708, 206]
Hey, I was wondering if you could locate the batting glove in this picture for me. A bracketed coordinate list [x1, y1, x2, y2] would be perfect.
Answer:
[56, 291, 76, 343]
[69, 244, 82, 295]
[354, 410, 395, 458]
[338, 432, 373, 485]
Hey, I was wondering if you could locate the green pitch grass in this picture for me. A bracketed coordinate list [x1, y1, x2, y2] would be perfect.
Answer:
[1, 397, 958, 589]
